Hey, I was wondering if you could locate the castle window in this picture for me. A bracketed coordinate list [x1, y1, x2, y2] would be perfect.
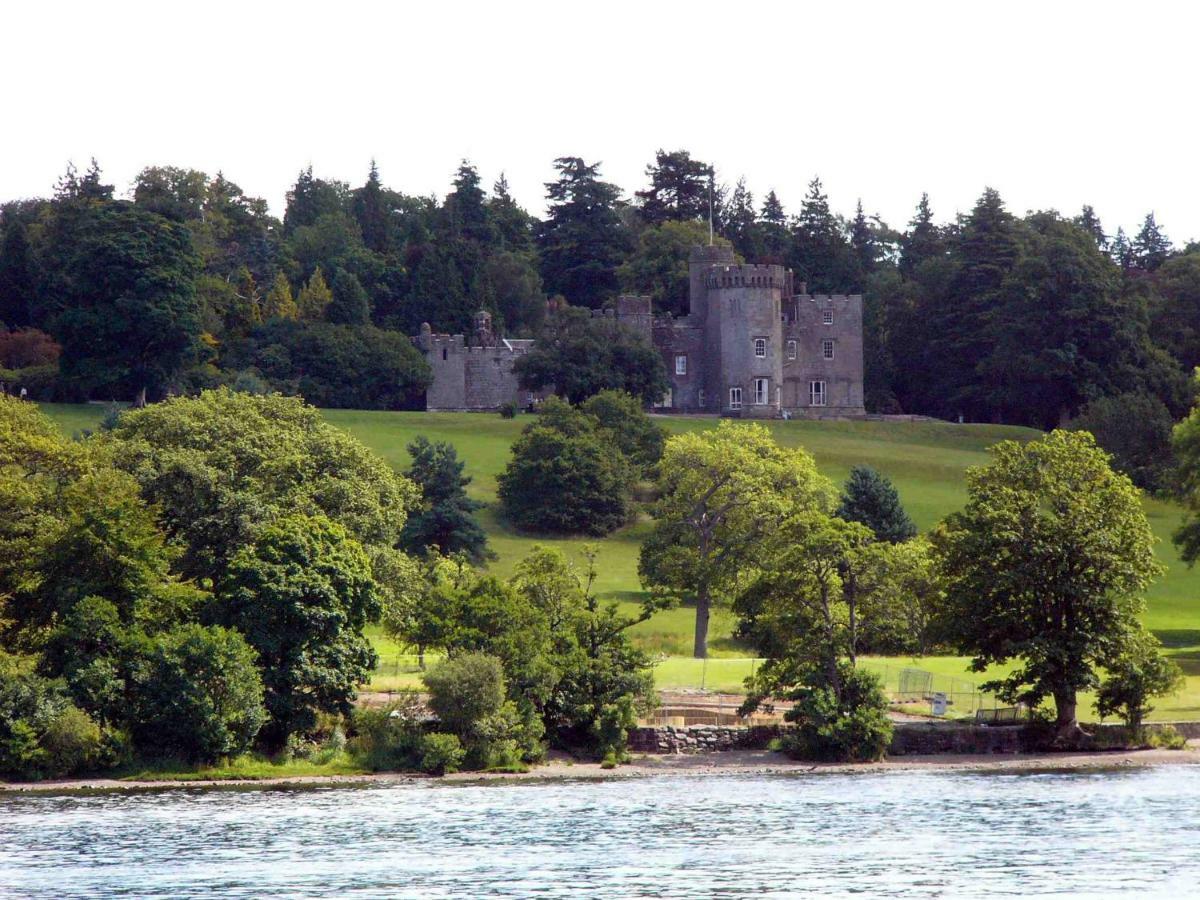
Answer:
[754, 338, 767, 358]
[787, 340, 797, 360]
[810, 380, 827, 407]
[823, 309, 834, 326]
[442, 348, 447, 361]
[675, 354, 687, 375]
[822, 339, 835, 360]
[729, 387, 743, 410]
[754, 378, 769, 405]
[698, 389, 705, 407]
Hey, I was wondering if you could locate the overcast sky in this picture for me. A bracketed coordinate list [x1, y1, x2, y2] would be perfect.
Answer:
[4, 0, 1197, 243]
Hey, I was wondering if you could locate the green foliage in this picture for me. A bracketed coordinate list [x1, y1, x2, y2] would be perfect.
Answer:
[618, 221, 731, 316]
[422, 653, 530, 769]
[776, 661, 893, 763]
[131, 624, 266, 762]
[296, 267, 333, 320]
[228, 319, 431, 410]
[1068, 392, 1176, 492]
[48, 201, 201, 403]
[216, 513, 380, 748]
[581, 390, 666, 475]
[498, 401, 519, 419]
[514, 306, 669, 406]
[347, 696, 424, 771]
[935, 430, 1162, 735]
[835, 465, 917, 543]
[418, 732, 465, 775]
[641, 421, 834, 657]
[635, 149, 714, 226]
[498, 398, 634, 536]
[537, 157, 633, 309]
[400, 436, 490, 563]
[1096, 632, 1183, 733]
[106, 388, 420, 584]
[327, 268, 371, 326]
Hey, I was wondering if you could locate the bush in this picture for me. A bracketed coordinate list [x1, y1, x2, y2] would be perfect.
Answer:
[131, 624, 266, 762]
[497, 399, 633, 535]
[348, 697, 424, 771]
[418, 732, 465, 775]
[1148, 725, 1187, 750]
[581, 390, 665, 474]
[498, 401, 519, 419]
[781, 662, 893, 762]
[1096, 633, 1184, 734]
[40, 705, 107, 775]
[422, 653, 536, 769]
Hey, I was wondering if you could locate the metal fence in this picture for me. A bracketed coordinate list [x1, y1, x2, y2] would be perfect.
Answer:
[861, 662, 1002, 717]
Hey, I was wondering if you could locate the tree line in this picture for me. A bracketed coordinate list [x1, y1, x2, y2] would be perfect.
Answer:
[3, 152, 1198, 439]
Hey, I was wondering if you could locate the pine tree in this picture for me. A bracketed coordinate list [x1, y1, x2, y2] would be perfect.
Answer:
[899, 193, 945, 278]
[0, 219, 38, 327]
[445, 160, 494, 246]
[537, 157, 633, 309]
[489, 173, 535, 253]
[262, 272, 299, 320]
[758, 190, 790, 262]
[791, 176, 850, 291]
[1075, 205, 1107, 251]
[849, 199, 875, 286]
[354, 160, 391, 254]
[1111, 227, 1135, 272]
[635, 149, 713, 224]
[327, 268, 371, 325]
[296, 267, 333, 320]
[835, 466, 917, 543]
[400, 436, 490, 562]
[721, 177, 760, 258]
[1132, 212, 1172, 271]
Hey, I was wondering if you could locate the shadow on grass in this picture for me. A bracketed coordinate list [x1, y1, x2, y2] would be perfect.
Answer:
[1152, 629, 1200, 650]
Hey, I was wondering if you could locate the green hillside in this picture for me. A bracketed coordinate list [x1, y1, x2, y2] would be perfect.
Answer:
[39, 404, 1200, 719]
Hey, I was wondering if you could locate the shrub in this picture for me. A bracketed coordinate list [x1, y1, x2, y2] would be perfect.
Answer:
[418, 733, 465, 775]
[40, 705, 106, 775]
[1148, 725, 1187, 750]
[1096, 633, 1184, 734]
[348, 697, 424, 771]
[1067, 393, 1176, 492]
[131, 624, 266, 762]
[581, 390, 665, 474]
[781, 662, 893, 762]
[422, 653, 536, 769]
[498, 401, 519, 419]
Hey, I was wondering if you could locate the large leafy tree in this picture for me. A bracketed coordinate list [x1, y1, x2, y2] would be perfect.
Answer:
[400, 436, 490, 563]
[934, 430, 1162, 738]
[215, 513, 380, 748]
[639, 421, 834, 658]
[0, 220, 38, 328]
[497, 398, 634, 536]
[618, 221, 734, 316]
[49, 201, 202, 405]
[537, 157, 633, 309]
[105, 389, 419, 588]
[513, 306, 668, 405]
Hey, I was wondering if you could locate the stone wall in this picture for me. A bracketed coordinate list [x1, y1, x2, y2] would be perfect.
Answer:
[628, 721, 1200, 756]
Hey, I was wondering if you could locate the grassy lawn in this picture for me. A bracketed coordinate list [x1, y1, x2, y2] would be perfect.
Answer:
[40, 404, 1200, 720]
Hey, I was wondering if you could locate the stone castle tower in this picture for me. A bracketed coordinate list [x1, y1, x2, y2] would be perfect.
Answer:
[413, 246, 865, 417]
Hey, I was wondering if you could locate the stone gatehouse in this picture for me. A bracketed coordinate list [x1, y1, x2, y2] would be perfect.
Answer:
[414, 245, 865, 417]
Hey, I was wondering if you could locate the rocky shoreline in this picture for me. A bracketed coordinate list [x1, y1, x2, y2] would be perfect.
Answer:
[2, 745, 1197, 794]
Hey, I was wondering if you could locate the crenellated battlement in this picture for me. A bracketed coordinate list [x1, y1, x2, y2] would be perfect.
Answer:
[703, 264, 787, 290]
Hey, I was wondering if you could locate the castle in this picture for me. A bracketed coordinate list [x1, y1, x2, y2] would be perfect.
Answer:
[413, 245, 865, 418]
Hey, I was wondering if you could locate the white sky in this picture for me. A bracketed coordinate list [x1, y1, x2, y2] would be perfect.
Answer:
[3, 0, 1198, 244]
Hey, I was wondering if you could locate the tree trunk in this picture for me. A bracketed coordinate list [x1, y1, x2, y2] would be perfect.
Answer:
[133, 385, 148, 408]
[692, 585, 710, 659]
[1053, 689, 1080, 742]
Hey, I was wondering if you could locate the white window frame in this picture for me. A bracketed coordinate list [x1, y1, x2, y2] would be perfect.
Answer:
[675, 354, 687, 375]
[787, 339, 797, 360]
[753, 338, 767, 358]
[753, 378, 769, 406]
[823, 309, 834, 326]
[809, 380, 827, 407]
[729, 387, 743, 410]
[822, 339, 835, 360]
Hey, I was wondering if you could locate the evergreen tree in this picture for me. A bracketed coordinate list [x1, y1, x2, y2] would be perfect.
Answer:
[635, 149, 713, 225]
[327, 268, 371, 325]
[445, 160, 495, 247]
[353, 160, 391, 254]
[1111, 226, 1135, 272]
[262, 272, 299, 320]
[1132, 212, 1172, 271]
[0, 220, 38, 328]
[1075, 205, 1107, 251]
[790, 176, 851, 291]
[489, 173, 535, 253]
[296, 267, 333, 320]
[898, 193, 944, 278]
[835, 466, 917, 543]
[848, 199, 875, 289]
[400, 436, 490, 563]
[283, 167, 348, 234]
[226, 268, 263, 335]
[537, 157, 633, 309]
[721, 177, 760, 259]
[758, 190, 790, 261]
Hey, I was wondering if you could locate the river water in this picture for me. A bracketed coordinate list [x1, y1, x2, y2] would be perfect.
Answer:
[2, 766, 1198, 898]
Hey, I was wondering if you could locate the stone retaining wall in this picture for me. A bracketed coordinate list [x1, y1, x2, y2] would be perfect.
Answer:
[628, 720, 1200, 756]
